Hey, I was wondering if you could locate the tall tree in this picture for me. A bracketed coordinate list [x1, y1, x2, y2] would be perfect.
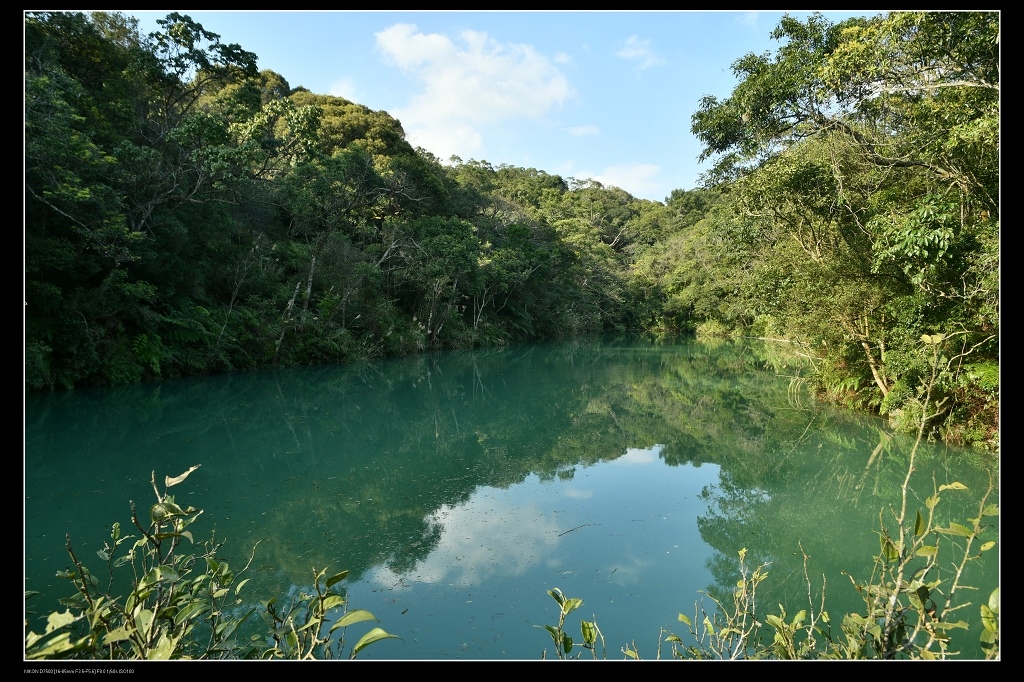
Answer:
[689, 12, 998, 443]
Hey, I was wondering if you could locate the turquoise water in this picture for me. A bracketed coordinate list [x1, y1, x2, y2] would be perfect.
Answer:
[25, 337, 999, 659]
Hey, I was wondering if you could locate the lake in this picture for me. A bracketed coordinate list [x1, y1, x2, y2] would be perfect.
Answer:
[24, 336, 999, 659]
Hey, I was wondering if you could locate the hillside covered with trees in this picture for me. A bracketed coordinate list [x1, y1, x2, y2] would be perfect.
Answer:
[25, 11, 998, 448]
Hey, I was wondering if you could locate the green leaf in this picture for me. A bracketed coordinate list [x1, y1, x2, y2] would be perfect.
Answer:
[295, 619, 320, 634]
[935, 523, 973, 538]
[925, 495, 940, 510]
[44, 609, 80, 633]
[102, 627, 133, 645]
[938, 481, 967, 492]
[880, 537, 900, 561]
[561, 632, 573, 654]
[913, 585, 930, 608]
[980, 541, 995, 552]
[350, 627, 399, 659]
[915, 545, 938, 557]
[234, 578, 250, 595]
[678, 613, 692, 626]
[139, 566, 180, 589]
[581, 620, 597, 647]
[26, 631, 76, 659]
[548, 588, 565, 607]
[933, 620, 969, 631]
[165, 465, 201, 488]
[334, 609, 377, 629]
[150, 501, 187, 523]
[326, 571, 349, 589]
[980, 604, 997, 633]
[665, 634, 682, 643]
[914, 510, 925, 536]
[154, 532, 189, 541]
[134, 608, 154, 636]
[320, 594, 346, 612]
[172, 600, 209, 626]
[562, 597, 583, 616]
[980, 628, 998, 648]
[982, 504, 999, 517]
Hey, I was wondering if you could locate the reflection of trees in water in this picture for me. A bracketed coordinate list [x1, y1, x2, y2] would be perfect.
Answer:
[691, 430, 998, 635]
[22, 338, 833, 594]
[27, 337, 997, 635]
[189, 343, 629, 585]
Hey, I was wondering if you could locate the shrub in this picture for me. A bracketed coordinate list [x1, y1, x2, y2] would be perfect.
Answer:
[24, 466, 397, 660]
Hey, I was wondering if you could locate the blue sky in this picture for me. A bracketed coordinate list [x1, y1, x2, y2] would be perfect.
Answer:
[125, 10, 879, 202]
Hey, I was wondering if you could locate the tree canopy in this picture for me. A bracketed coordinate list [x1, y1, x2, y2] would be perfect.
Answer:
[24, 11, 998, 448]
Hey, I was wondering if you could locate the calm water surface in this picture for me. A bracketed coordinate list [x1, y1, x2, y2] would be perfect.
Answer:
[24, 337, 999, 659]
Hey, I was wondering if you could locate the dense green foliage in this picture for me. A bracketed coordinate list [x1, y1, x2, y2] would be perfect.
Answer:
[681, 11, 999, 448]
[25, 11, 998, 449]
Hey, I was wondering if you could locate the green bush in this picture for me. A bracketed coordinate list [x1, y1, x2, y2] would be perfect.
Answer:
[695, 319, 730, 339]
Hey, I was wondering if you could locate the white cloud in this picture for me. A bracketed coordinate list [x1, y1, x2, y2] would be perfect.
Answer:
[564, 487, 593, 499]
[614, 444, 664, 465]
[736, 12, 761, 30]
[328, 77, 358, 101]
[376, 23, 576, 160]
[615, 36, 665, 71]
[591, 163, 662, 199]
[566, 125, 599, 137]
[368, 497, 560, 589]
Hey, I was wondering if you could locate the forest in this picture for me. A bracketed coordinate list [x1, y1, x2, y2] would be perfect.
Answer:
[25, 11, 998, 449]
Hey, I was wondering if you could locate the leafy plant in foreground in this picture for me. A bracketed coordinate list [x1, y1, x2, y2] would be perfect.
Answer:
[537, 587, 604, 660]
[24, 465, 397, 660]
[258, 567, 399, 660]
[829, 333, 999, 659]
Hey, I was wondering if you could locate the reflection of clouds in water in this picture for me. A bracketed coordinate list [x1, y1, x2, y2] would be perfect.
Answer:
[369, 495, 560, 589]
[614, 444, 664, 465]
[564, 487, 592, 499]
[603, 557, 651, 585]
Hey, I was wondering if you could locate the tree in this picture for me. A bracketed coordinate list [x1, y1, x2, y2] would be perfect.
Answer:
[688, 12, 998, 443]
